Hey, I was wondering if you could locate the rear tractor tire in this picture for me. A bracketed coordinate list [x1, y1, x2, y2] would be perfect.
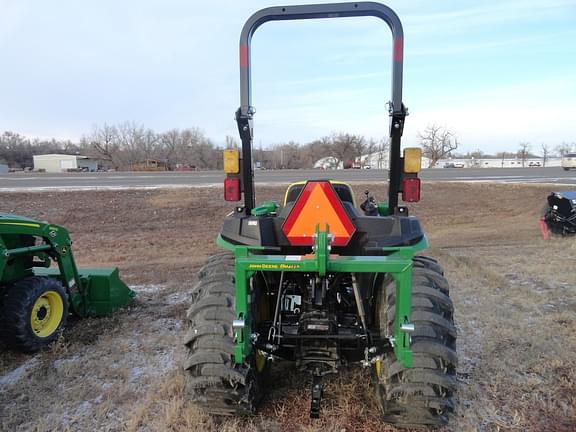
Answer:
[375, 257, 457, 426]
[183, 253, 265, 415]
[0, 276, 69, 352]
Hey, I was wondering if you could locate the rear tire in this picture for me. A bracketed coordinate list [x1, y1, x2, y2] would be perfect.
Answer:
[183, 253, 265, 415]
[413, 255, 444, 275]
[542, 204, 568, 236]
[375, 262, 457, 426]
[0, 276, 69, 352]
[196, 252, 235, 280]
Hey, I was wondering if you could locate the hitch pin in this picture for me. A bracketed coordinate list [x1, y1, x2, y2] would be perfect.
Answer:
[232, 319, 245, 329]
[400, 323, 415, 332]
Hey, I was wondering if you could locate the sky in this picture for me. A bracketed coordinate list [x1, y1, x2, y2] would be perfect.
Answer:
[1, 0, 575, 154]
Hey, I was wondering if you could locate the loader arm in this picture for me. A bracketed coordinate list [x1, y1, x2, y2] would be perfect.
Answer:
[0, 213, 133, 317]
[0, 214, 82, 293]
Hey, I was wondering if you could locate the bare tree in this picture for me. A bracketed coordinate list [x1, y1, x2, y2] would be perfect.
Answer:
[0, 131, 32, 168]
[362, 138, 378, 168]
[141, 129, 160, 161]
[555, 142, 574, 156]
[116, 122, 146, 166]
[301, 137, 330, 168]
[85, 124, 120, 168]
[160, 129, 182, 165]
[194, 139, 219, 168]
[330, 133, 365, 167]
[417, 124, 458, 168]
[283, 142, 303, 169]
[269, 141, 302, 169]
[225, 135, 239, 149]
[496, 151, 515, 168]
[178, 128, 216, 168]
[517, 142, 530, 167]
[541, 143, 550, 167]
[377, 137, 390, 169]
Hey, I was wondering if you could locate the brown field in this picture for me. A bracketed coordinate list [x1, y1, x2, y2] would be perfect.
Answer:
[1, 182, 575, 432]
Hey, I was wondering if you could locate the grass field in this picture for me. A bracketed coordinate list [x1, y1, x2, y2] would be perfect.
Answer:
[1, 182, 575, 432]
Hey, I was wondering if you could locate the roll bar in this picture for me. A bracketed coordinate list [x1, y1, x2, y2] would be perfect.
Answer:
[236, 2, 407, 213]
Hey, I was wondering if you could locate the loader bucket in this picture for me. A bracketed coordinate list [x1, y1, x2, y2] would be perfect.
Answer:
[78, 268, 135, 316]
[34, 267, 135, 316]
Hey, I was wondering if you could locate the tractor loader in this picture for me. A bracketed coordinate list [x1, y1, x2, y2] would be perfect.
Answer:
[0, 213, 134, 352]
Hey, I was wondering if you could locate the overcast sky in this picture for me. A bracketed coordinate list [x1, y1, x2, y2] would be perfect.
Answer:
[1, 0, 575, 153]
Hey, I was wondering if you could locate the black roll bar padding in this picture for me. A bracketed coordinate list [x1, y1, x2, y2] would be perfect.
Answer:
[237, 2, 405, 214]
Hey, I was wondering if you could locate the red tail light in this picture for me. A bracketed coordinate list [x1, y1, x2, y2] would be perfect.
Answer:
[224, 178, 241, 201]
[402, 177, 421, 202]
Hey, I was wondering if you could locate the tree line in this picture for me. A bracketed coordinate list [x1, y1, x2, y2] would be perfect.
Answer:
[0, 124, 222, 170]
[1, 122, 574, 170]
[416, 124, 575, 168]
[0, 124, 388, 170]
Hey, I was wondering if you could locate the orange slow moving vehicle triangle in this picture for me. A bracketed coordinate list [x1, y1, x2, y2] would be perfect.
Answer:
[282, 181, 356, 246]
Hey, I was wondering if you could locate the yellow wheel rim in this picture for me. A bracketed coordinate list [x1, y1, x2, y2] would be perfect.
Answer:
[30, 291, 64, 338]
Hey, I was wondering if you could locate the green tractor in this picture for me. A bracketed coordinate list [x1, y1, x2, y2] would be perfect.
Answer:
[0, 213, 134, 352]
[184, 2, 457, 426]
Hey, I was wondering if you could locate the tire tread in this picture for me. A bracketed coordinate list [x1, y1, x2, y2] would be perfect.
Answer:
[183, 252, 263, 416]
[376, 261, 457, 426]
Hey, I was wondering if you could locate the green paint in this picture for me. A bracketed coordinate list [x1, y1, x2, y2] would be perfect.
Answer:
[217, 234, 239, 251]
[233, 246, 251, 363]
[224, 225, 422, 368]
[315, 224, 329, 277]
[0, 213, 133, 317]
[377, 201, 390, 216]
[251, 201, 279, 216]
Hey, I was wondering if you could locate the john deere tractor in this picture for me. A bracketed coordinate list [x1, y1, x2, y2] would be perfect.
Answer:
[184, 2, 457, 426]
[0, 213, 134, 352]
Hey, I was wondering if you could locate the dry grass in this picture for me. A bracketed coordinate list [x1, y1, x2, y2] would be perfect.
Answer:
[1, 182, 575, 431]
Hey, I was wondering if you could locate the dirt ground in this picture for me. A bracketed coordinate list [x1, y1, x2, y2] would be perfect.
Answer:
[1, 182, 575, 432]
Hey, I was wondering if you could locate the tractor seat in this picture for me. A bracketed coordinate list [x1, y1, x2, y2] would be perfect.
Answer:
[283, 181, 356, 206]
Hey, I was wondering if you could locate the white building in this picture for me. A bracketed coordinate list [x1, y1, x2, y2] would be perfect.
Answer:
[436, 157, 562, 168]
[359, 150, 431, 169]
[33, 154, 99, 173]
[313, 156, 340, 169]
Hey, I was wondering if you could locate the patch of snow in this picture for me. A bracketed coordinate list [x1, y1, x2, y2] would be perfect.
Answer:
[155, 351, 176, 374]
[150, 317, 182, 332]
[165, 290, 189, 305]
[0, 357, 39, 389]
[129, 366, 145, 383]
[130, 284, 165, 294]
[53, 354, 82, 371]
[73, 400, 93, 417]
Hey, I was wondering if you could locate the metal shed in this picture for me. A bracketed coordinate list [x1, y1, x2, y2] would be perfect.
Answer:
[32, 154, 98, 173]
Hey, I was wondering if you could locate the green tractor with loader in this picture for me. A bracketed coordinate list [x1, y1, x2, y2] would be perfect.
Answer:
[184, 2, 457, 427]
[0, 213, 134, 352]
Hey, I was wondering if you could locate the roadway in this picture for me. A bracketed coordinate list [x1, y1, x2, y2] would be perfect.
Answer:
[0, 167, 575, 191]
